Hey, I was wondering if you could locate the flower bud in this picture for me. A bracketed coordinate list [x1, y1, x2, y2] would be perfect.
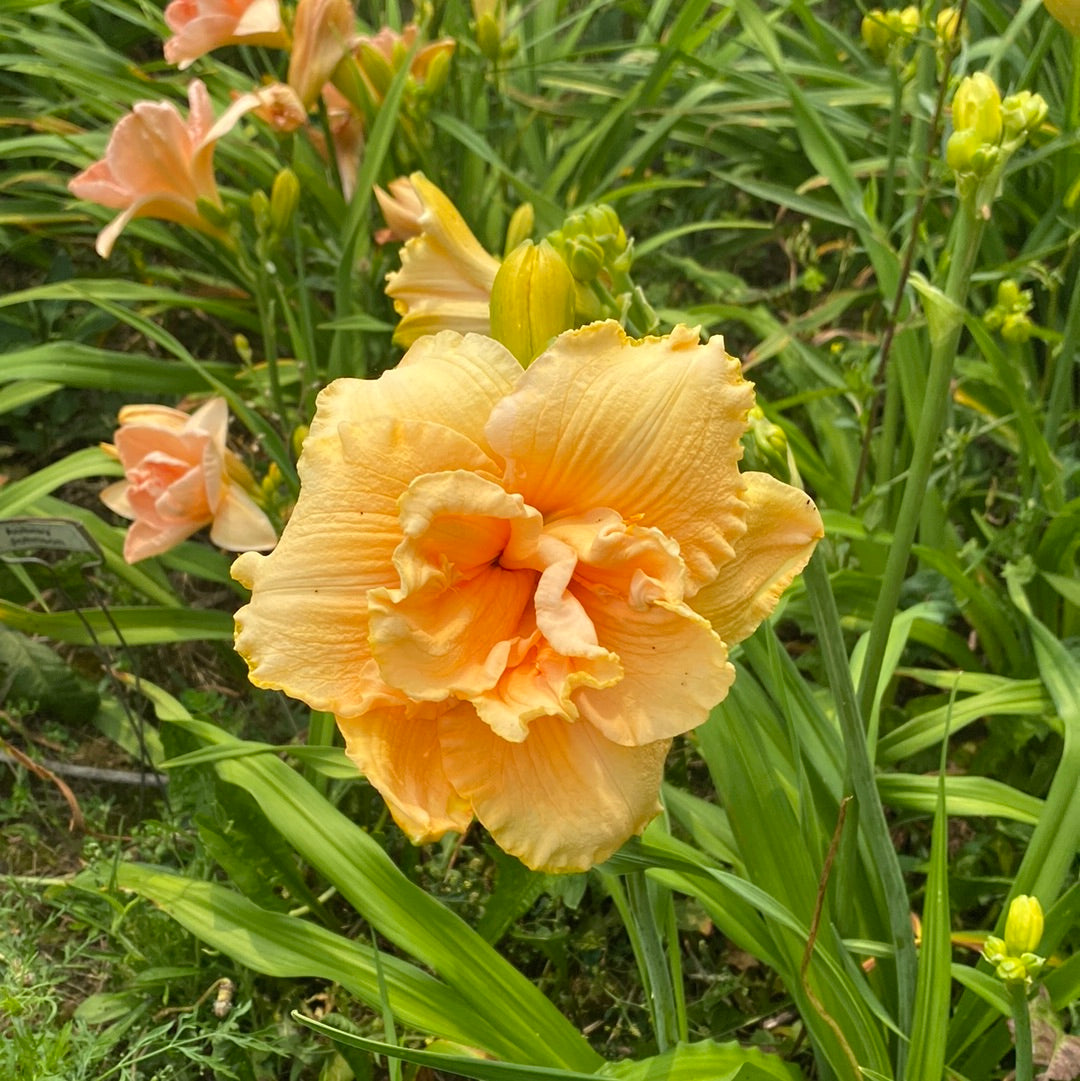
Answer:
[952, 72, 1003, 145]
[1045, 0, 1080, 36]
[490, 239, 576, 365]
[1004, 895, 1044, 957]
[249, 189, 271, 229]
[504, 202, 535, 256]
[936, 6, 964, 46]
[270, 168, 300, 234]
[861, 10, 892, 59]
[1001, 90, 1048, 142]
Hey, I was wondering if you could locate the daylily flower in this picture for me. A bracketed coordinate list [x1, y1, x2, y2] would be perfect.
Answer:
[163, 0, 289, 70]
[68, 81, 232, 258]
[102, 399, 277, 563]
[233, 323, 823, 871]
[287, 0, 354, 108]
[383, 173, 501, 347]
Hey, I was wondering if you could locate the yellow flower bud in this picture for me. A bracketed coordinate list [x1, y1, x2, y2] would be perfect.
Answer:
[1045, 0, 1080, 37]
[490, 239, 576, 366]
[952, 72, 1003, 145]
[936, 6, 964, 45]
[1004, 895, 1044, 957]
[270, 168, 300, 234]
[1002, 90, 1049, 142]
[861, 9, 892, 60]
[504, 202, 535, 256]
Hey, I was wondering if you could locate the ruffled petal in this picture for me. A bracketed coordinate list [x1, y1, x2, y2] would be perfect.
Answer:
[311, 332, 519, 462]
[368, 470, 539, 701]
[439, 705, 669, 872]
[232, 412, 497, 717]
[572, 589, 733, 746]
[339, 703, 473, 843]
[486, 321, 755, 593]
[124, 516, 203, 563]
[690, 471, 824, 645]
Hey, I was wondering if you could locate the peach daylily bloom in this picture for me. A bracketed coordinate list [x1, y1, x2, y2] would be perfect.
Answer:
[163, 0, 289, 70]
[384, 173, 501, 347]
[233, 322, 823, 871]
[102, 399, 277, 564]
[69, 81, 231, 259]
[288, 0, 354, 108]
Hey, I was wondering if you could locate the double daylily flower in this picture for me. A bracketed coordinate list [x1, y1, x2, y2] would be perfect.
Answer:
[233, 322, 823, 871]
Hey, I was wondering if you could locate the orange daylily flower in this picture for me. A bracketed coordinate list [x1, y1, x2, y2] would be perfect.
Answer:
[383, 173, 501, 347]
[68, 80, 235, 258]
[102, 399, 277, 564]
[163, 0, 289, 70]
[233, 323, 823, 871]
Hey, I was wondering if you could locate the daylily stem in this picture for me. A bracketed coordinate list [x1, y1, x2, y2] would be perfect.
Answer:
[625, 870, 679, 1053]
[1010, 982, 1034, 1081]
[856, 200, 986, 724]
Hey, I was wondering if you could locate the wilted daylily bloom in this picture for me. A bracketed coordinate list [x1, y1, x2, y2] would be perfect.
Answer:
[163, 0, 289, 70]
[233, 323, 823, 871]
[102, 399, 277, 563]
[69, 80, 232, 258]
[374, 175, 424, 243]
[287, 0, 354, 108]
[383, 172, 501, 347]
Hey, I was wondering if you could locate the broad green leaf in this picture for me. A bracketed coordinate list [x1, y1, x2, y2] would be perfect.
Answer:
[0, 600, 234, 645]
[132, 680, 601, 1073]
[0, 447, 122, 517]
[103, 864, 512, 1055]
[0, 625, 99, 723]
[876, 774, 1043, 825]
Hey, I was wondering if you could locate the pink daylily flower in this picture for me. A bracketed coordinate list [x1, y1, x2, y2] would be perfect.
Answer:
[163, 0, 289, 70]
[102, 399, 277, 563]
[68, 81, 239, 258]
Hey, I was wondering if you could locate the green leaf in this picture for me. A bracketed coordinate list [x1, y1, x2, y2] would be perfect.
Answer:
[0, 601, 234, 645]
[132, 680, 602, 1073]
[0, 625, 99, 723]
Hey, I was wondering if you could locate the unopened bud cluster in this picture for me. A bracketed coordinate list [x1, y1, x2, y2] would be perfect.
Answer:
[984, 279, 1035, 344]
[946, 72, 1047, 202]
[547, 205, 631, 283]
[982, 894, 1045, 986]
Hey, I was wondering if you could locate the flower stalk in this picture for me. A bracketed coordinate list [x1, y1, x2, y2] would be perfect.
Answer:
[856, 200, 986, 723]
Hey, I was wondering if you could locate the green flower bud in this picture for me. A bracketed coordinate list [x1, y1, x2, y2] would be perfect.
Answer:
[249, 189, 271, 230]
[1001, 90, 1048, 143]
[422, 47, 452, 97]
[1004, 895, 1044, 957]
[952, 72, 1003, 145]
[490, 239, 576, 365]
[357, 41, 395, 99]
[475, 12, 502, 61]
[1001, 312, 1033, 344]
[270, 168, 300, 235]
